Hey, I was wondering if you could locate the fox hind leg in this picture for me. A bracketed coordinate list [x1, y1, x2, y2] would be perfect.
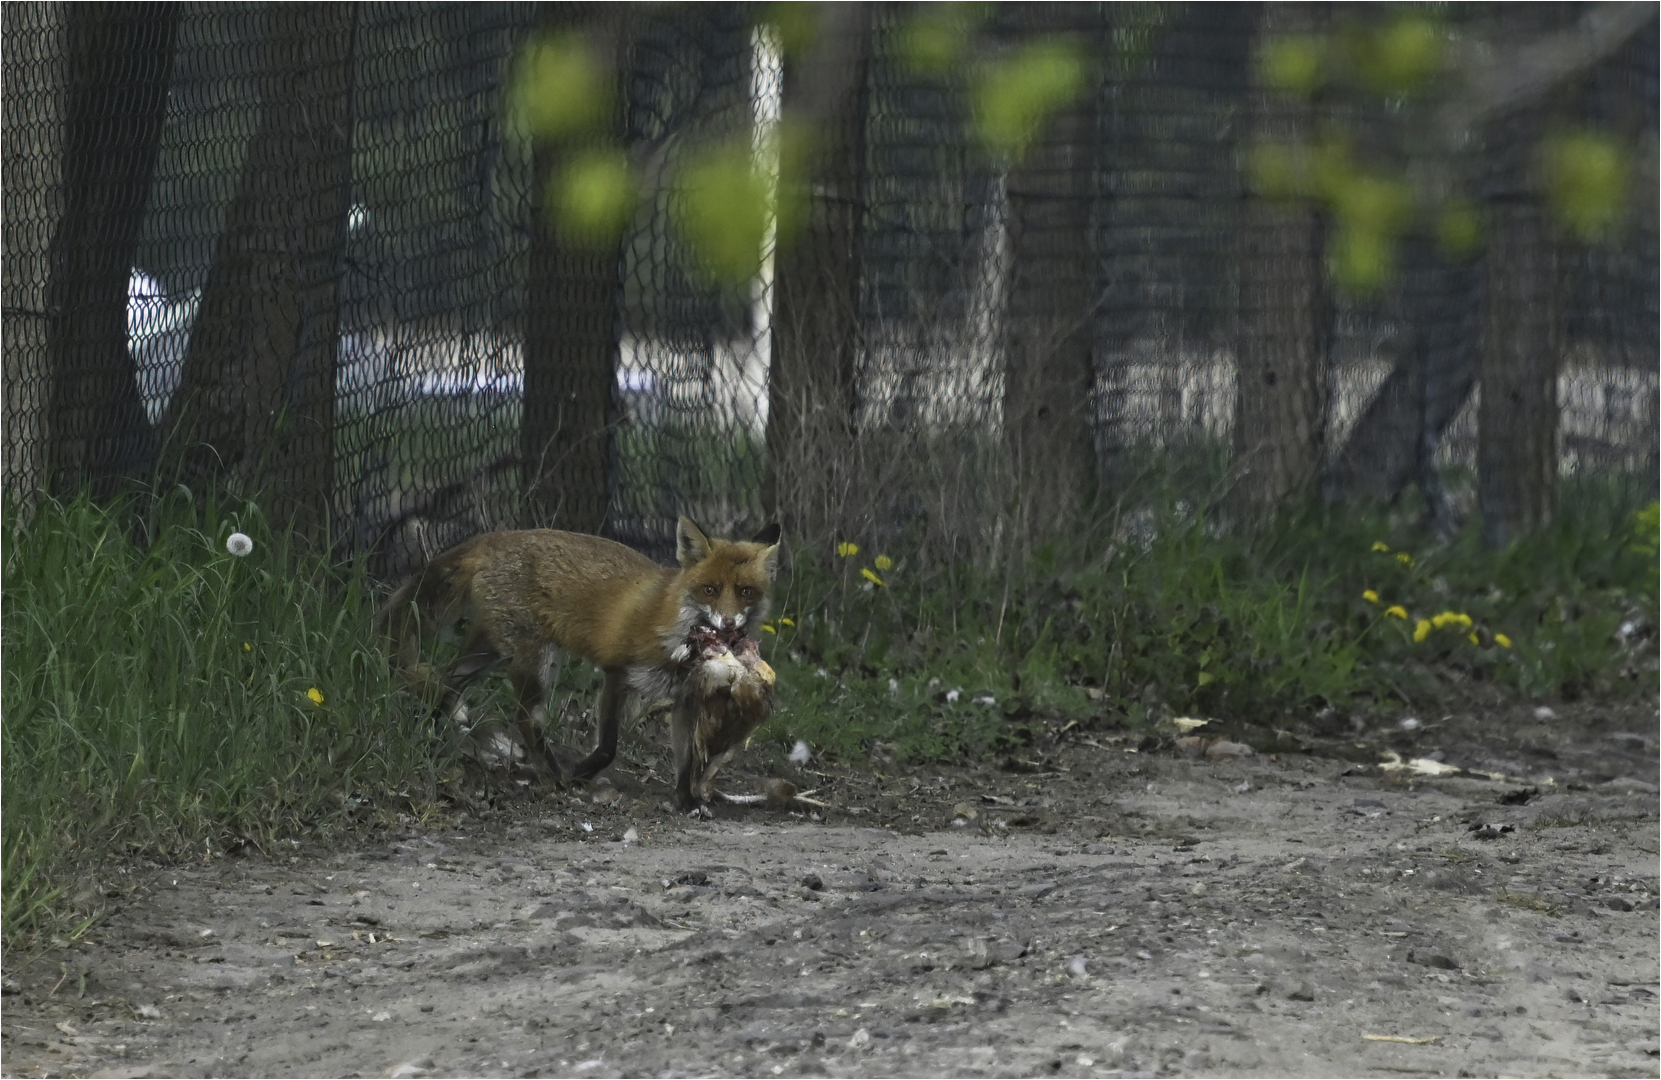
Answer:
[506, 643, 562, 772]
[572, 668, 630, 781]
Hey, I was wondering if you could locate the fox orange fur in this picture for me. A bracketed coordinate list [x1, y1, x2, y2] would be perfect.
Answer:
[379, 517, 781, 809]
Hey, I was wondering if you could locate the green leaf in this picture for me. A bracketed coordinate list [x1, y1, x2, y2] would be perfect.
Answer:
[550, 150, 636, 245]
[1260, 34, 1324, 96]
[973, 38, 1087, 160]
[513, 32, 610, 142]
[1541, 129, 1627, 240]
[676, 142, 773, 285]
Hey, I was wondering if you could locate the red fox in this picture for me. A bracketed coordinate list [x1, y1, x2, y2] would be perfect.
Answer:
[379, 517, 782, 809]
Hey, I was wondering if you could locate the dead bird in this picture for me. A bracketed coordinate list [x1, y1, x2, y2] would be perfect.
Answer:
[672, 625, 776, 811]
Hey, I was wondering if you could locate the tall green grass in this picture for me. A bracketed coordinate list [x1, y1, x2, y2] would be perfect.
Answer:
[5, 472, 1652, 944]
[761, 479, 1659, 765]
[3, 491, 443, 948]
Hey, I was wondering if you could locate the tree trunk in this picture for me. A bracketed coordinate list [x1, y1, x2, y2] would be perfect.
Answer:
[163, 3, 356, 544]
[1479, 199, 1559, 548]
[45, 2, 177, 500]
[3, 1, 67, 517]
[1321, 234, 1481, 529]
[520, 13, 632, 536]
[1230, 3, 1328, 521]
[1002, 3, 1101, 543]
[764, 5, 871, 542]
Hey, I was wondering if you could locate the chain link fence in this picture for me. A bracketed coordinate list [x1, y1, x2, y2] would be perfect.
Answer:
[4, 3, 1655, 578]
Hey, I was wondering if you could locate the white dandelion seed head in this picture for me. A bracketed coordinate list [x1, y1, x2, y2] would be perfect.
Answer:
[788, 740, 813, 766]
[226, 532, 254, 557]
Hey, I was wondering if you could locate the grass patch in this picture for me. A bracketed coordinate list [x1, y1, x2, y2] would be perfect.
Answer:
[758, 477, 1657, 767]
[3, 491, 446, 949]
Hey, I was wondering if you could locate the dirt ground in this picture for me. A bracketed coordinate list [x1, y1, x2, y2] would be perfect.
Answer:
[4, 700, 1658, 1079]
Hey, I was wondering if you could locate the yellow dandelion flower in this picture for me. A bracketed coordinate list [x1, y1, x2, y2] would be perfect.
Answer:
[1362, 589, 1380, 604]
[1395, 552, 1414, 567]
[836, 541, 860, 558]
[780, 617, 795, 627]
[1384, 605, 1408, 620]
[761, 623, 777, 634]
[1371, 541, 1390, 553]
[1468, 632, 1480, 645]
[306, 687, 325, 706]
[1413, 619, 1432, 643]
[1495, 633, 1513, 649]
[860, 567, 885, 587]
[243, 641, 252, 651]
[874, 554, 894, 571]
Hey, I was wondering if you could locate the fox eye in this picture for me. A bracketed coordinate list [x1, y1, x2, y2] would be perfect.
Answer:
[702, 584, 718, 598]
[738, 586, 755, 599]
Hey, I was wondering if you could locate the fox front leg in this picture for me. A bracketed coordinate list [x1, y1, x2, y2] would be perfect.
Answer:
[668, 680, 705, 813]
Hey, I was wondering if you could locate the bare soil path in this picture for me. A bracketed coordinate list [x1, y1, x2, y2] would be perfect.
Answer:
[4, 703, 1657, 1078]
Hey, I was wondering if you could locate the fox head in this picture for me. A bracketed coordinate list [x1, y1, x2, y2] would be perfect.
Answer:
[676, 516, 782, 636]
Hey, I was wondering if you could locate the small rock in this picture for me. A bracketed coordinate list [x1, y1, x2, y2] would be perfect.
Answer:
[1411, 950, 1460, 971]
[1285, 980, 1316, 1002]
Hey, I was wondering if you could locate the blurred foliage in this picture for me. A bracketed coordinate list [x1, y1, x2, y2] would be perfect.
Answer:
[549, 148, 636, 244]
[676, 139, 775, 285]
[897, 4, 977, 75]
[512, 6, 1091, 281]
[1540, 128, 1630, 240]
[1250, 7, 1642, 293]
[512, 31, 611, 142]
[972, 37, 1088, 160]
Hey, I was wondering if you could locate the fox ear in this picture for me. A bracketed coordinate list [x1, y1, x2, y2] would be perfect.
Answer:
[676, 516, 713, 567]
[754, 523, 782, 577]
